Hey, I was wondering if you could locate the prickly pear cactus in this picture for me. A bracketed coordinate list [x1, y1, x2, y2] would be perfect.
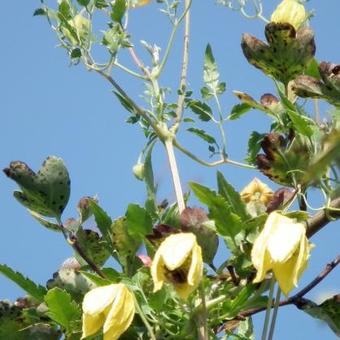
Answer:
[3, 156, 70, 218]
[242, 23, 315, 84]
[292, 62, 340, 107]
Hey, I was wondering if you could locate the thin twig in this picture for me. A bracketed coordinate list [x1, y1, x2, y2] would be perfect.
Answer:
[239, 254, 340, 319]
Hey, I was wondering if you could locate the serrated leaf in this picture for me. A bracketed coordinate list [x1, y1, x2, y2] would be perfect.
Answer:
[190, 182, 243, 251]
[246, 131, 265, 165]
[203, 44, 219, 91]
[286, 109, 315, 137]
[186, 100, 212, 122]
[44, 288, 81, 332]
[187, 128, 216, 144]
[217, 171, 249, 221]
[229, 103, 252, 120]
[0, 264, 47, 302]
[126, 204, 153, 238]
[111, 0, 126, 23]
[89, 200, 113, 248]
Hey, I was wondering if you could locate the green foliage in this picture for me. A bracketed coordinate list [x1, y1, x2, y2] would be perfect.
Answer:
[126, 204, 153, 239]
[45, 288, 81, 334]
[3, 156, 70, 218]
[0, 264, 47, 302]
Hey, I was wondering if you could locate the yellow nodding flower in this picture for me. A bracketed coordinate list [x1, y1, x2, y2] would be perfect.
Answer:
[130, 0, 151, 8]
[82, 283, 135, 340]
[240, 178, 273, 217]
[271, 0, 307, 30]
[251, 211, 312, 296]
[151, 233, 203, 299]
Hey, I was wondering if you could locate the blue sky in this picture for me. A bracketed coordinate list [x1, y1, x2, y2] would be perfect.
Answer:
[1, 1, 339, 339]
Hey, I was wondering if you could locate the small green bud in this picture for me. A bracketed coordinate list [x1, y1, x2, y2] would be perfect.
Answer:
[62, 14, 90, 45]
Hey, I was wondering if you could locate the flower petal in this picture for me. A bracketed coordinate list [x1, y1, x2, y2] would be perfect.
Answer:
[82, 312, 104, 339]
[151, 249, 165, 293]
[82, 284, 117, 315]
[266, 218, 305, 263]
[103, 285, 135, 340]
[187, 243, 203, 287]
[161, 233, 196, 271]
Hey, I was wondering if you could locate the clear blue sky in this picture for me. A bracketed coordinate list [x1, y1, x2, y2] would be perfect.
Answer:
[1, 1, 339, 339]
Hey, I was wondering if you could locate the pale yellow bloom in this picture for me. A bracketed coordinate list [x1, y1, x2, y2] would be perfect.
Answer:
[271, 0, 306, 30]
[130, 0, 151, 8]
[241, 178, 273, 217]
[82, 283, 135, 340]
[251, 211, 312, 295]
[151, 233, 203, 299]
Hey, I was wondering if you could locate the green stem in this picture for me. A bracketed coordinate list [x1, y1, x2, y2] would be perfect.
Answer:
[268, 287, 281, 340]
[261, 277, 275, 340]
[197, 286, 209, 340]
[134, 296, 156, 340]
[173, 139, 255, 169]
[213, 93, 227, 156]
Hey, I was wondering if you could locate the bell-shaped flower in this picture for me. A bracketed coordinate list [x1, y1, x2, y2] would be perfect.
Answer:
[251, 211, 312, 295]
[271, 0, 307, 30]
[151, 233, 203, 299]
[82, 283, 135, 340]
[241, 178, 273, 217]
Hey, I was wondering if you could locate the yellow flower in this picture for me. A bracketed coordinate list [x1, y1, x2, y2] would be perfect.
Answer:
[130, 0, 151, 8]
[151, 233, 203, 299]
[82, 283, 135, 340]
[271, 0, 307, 30]
[251, 211, 312, 295]
[241, 178, 273, 217]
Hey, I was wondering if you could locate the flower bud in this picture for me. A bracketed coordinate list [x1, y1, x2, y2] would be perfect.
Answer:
[271, 0, 306, 30]
[62, 14, 90, 45]
[132, 163, 145, 181]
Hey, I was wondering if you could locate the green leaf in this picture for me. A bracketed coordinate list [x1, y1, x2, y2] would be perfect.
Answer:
[187, 128, 217, 145]
[186, 100, 212, 122]
[44, 288, 81, 332]
[305, 58, 321, 79]
[229, 103, 252, 120]
[113, 90, 136, 114]
[89, 200, 113, 247]
[286, 109, 315, 137]
[75, 229, 110, 266]
[58, 0, 73, 20]
[33, 8, 47, 16]
[70, 48, 82, 59]
[3, 156, 71, 218]
[0, 264, 47, 302]
[302, 295, 340, 337]
[29, 211, 61, 232]
[190, 182, 243, 246]
[203, 44, 219, 92]
[77, 0, 90, 6]
[217, 172, 249, 221]
[95, 0, 109, 8]
[246, 131, 265, 165]
[111, 0, 127, 23]
[126, 204, 153, 238]
[144, 141, 157, 218]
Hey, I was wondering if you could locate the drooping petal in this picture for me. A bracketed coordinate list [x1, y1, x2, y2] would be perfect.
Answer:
[187, 243, 203, 287]
[151, 250, 166, 293]
[161, 233, 196, 271]
[253, 250, 272, 284]
[103, 285, 135, 340]
[82, 284, 117, 315]
[266, 219, 305, 263]
[82, 311, 104, 339]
